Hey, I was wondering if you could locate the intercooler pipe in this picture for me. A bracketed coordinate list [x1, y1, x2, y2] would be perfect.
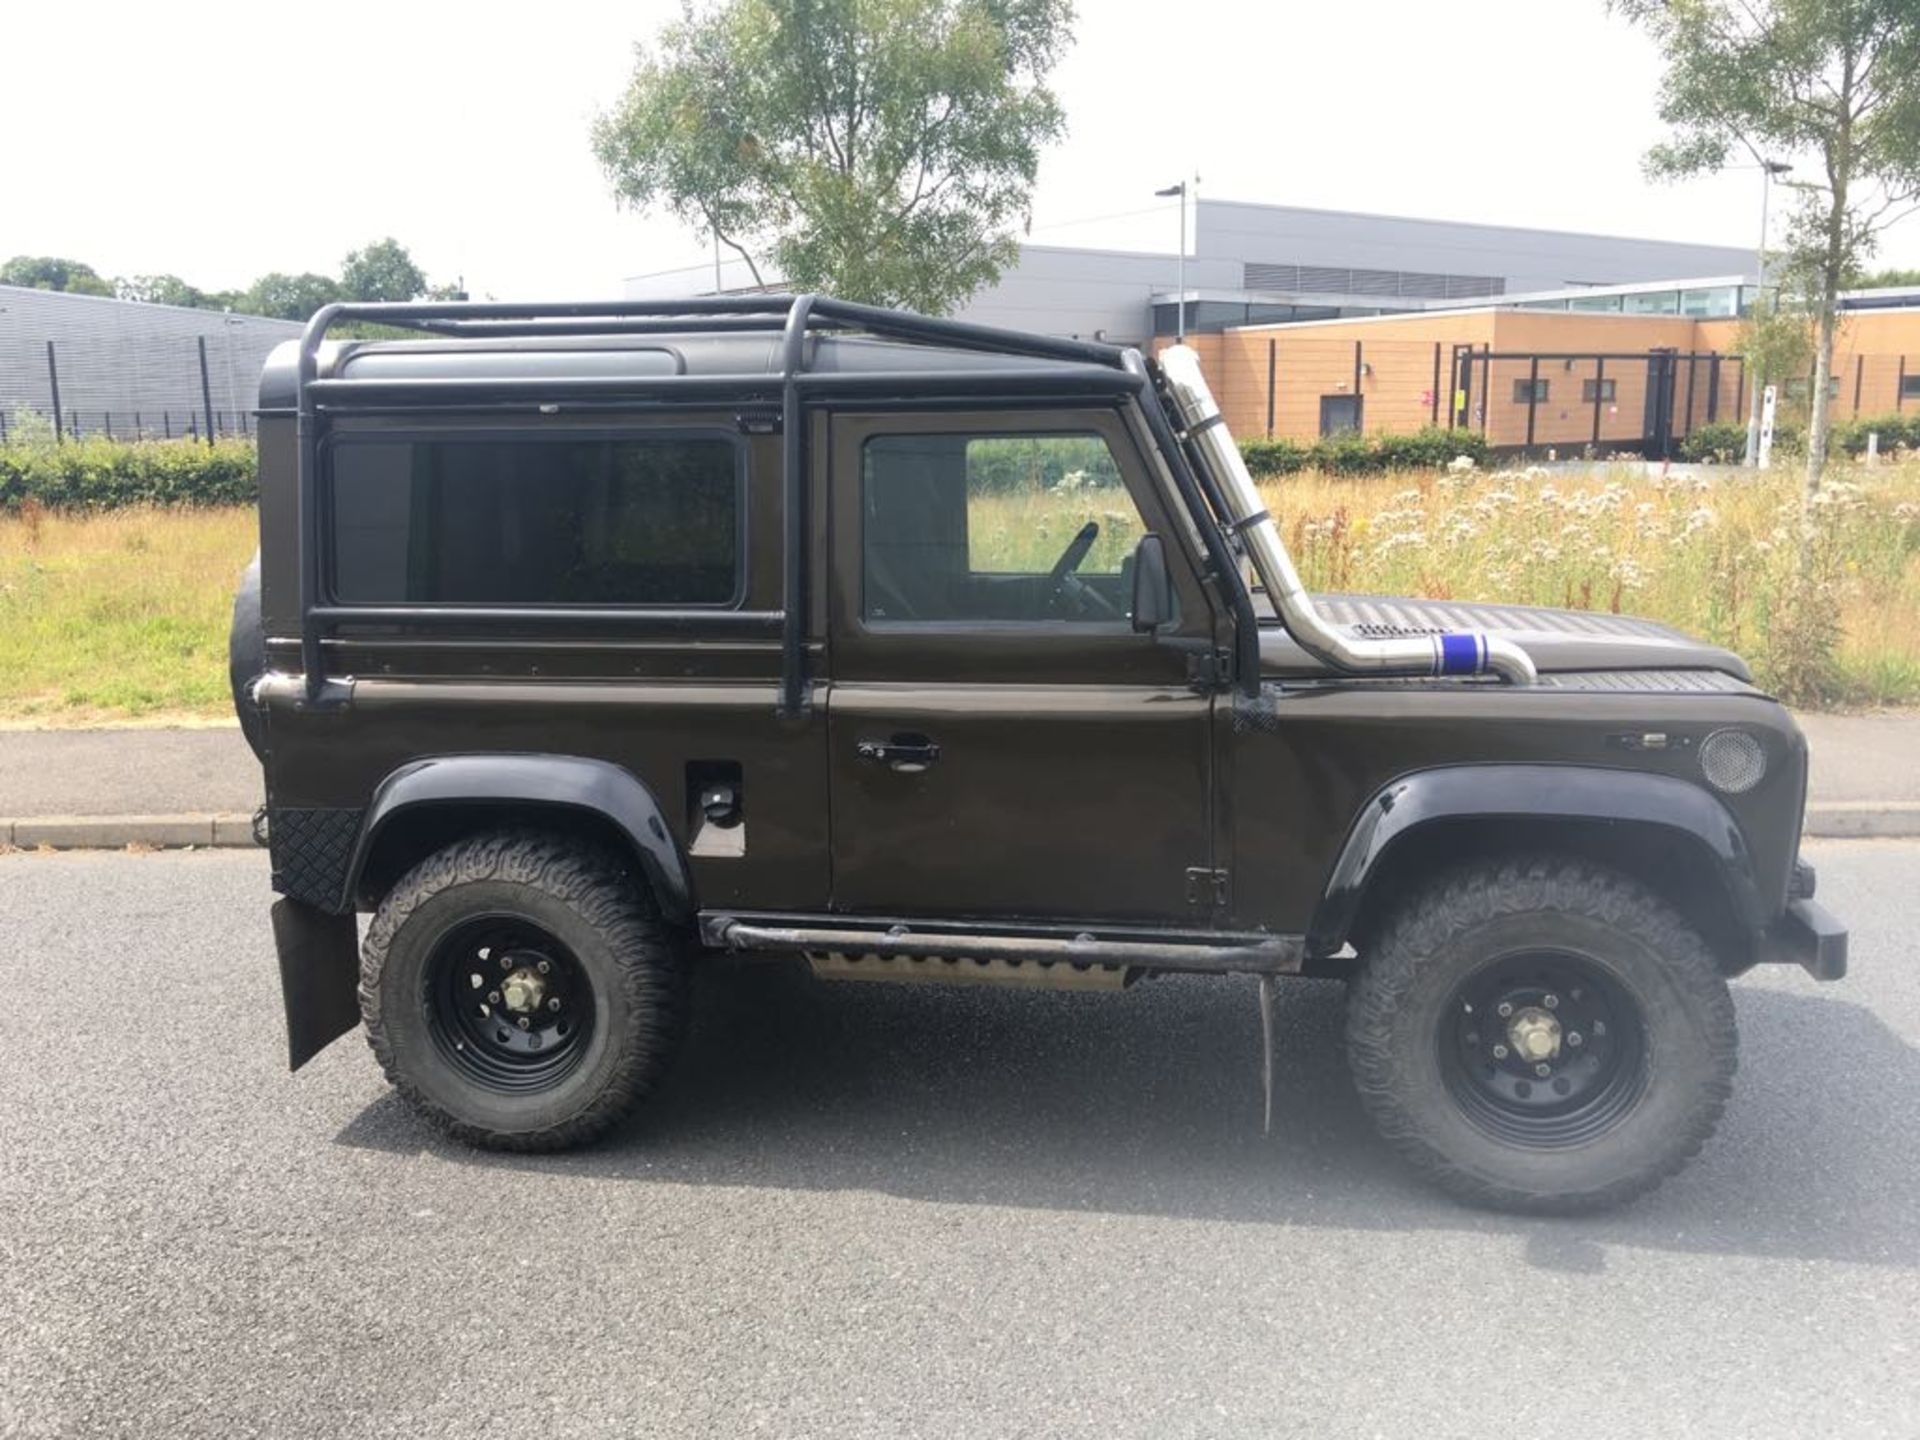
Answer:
[1154, 345, 1537, 685]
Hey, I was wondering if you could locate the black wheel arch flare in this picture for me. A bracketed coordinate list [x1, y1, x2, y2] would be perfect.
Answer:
[343, 754, 695, 923]
[1309, 764, 1768, 961]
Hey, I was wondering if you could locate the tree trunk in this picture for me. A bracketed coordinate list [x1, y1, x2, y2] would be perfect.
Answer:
[1805, 298, 1836, 495]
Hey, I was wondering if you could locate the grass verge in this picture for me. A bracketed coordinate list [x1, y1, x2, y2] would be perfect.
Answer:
[0, 504, 256, 722]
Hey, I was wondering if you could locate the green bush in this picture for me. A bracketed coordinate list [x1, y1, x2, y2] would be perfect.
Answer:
[1679, 421, 1748, 464]
[1239, 426, 1488, 477]
[0, 436, 256, 509]
[1374, 427, 1491, 471]
[1239, 437, 1312, 476]
[1678, 418, 1819, 464]
[965, 434, 1122, 492]
[1830, 414, 1920, 457]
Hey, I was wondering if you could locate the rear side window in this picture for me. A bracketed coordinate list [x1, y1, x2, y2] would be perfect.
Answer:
[328, 435, 740, 605]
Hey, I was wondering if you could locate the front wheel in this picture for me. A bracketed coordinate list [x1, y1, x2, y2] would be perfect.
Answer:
[1347, 857, 1737, 1213]
[359, 832, 688, 1151]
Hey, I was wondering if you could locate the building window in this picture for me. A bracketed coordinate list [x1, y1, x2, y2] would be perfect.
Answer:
[328, 434, 742, 606]
[1581, 378, 1618, 403]
[1512, 378, 1550, 403]
[1903, 371, 1920, 400]
[1681, 285, 1739, 318]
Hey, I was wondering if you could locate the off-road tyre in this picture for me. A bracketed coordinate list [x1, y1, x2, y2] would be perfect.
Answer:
[228, 551, 268, 761]
[1347, 857, 1737, 1213]
[360, 831, 688, 1151]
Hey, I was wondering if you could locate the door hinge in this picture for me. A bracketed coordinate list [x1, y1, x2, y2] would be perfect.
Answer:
[1185, 867, 1230, 907]
[1184, 646, 1233, 693]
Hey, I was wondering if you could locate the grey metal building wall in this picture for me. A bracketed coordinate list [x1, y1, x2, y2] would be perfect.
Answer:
[947, 200, 1755, 341]
[948, 245, 1238, 344]
[1192, 199, 1754, 294]
[0, 285, 302, 437]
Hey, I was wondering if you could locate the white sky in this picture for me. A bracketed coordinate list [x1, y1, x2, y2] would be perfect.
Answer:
[5, 0, 1917, 300]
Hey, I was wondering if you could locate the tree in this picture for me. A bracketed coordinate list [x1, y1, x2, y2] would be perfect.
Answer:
[1734, 292, 1816, 420]
[1, 255, 114, 296]
[1850, 263, 1920, 286]
[340, 238, 427, 303]
[592, 0, 1074, 314]
[116, 274, 209, 308]
[243, 271, 343, 322]
[1616, 0, 1920, 490]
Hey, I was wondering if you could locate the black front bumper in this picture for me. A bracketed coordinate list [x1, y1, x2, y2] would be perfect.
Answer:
[1758, 897, 1849, 982]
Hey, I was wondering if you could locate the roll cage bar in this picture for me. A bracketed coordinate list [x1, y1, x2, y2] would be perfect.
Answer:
[291, 294, 1262, 712]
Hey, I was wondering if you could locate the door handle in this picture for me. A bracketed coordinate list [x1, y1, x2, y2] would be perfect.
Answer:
[856, 735, 942, 773]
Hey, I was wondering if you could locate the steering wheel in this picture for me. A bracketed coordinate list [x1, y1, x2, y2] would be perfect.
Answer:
[1046, 521, 1122, 619]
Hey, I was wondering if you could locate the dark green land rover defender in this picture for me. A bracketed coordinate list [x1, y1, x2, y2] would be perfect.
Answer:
[233, 296, 1847, 1212]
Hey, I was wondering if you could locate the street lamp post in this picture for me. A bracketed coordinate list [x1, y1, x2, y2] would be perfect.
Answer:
[1744, 159, 1792, 467]
[1156, 180, 1188, 341]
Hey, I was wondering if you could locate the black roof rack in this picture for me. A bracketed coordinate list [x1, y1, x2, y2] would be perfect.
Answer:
[291, 295, 1139, 715]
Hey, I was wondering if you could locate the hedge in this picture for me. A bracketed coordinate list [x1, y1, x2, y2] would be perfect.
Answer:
[1829, 413, 1920, 457]
[1679, 414, 1918, 464]
[1240, 426, 1491, 477]
[25, 410, 1908, 510]
[0, 437, 257, 509]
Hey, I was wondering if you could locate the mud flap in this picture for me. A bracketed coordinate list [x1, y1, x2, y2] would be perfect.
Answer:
[272, 898, 361, 1070]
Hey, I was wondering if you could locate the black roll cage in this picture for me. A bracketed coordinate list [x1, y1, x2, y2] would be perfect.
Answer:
[292, 294, 1262, 711]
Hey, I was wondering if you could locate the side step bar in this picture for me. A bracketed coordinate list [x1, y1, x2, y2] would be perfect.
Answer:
[701, 913, 1305, 980]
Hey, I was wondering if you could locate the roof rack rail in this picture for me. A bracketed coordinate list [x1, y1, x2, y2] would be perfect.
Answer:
[291, 295, 1135, 713]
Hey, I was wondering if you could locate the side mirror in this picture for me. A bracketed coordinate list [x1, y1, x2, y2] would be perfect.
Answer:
[1130, 534, 1174, 633]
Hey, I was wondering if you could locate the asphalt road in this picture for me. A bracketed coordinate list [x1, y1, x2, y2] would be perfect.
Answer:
[2, 843, 1915, 1439]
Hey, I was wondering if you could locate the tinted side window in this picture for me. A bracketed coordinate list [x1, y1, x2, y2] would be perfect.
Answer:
[329, 436, 739, 605]
[861, 432, 1145, 623]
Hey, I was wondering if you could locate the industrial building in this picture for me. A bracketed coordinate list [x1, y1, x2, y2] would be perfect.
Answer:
[1175, 278, 1920, 455]
[0, 284, 302, 441]
[625, 197, 1757, 346]
[624, 198, 1916, 457]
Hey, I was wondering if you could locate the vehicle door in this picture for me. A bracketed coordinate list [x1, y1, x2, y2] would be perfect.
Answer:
[824, 406, 1218, 922]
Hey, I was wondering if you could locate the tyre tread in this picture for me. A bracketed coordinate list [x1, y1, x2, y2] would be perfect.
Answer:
[1347, 856, 1737, 1213]
[359, 830, 686, 1152]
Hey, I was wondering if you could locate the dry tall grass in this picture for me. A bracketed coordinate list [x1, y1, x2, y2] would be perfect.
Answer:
[1254, 461, 1920, 705]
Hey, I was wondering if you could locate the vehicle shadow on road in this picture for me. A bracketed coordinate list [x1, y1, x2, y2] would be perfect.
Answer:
[336, 960, 1920, 1270]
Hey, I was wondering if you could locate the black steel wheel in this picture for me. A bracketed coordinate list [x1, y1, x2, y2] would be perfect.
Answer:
[1348, 857, 1737, 1213]
[426, 915, 597, 1094]
[1439, 952, 1648, 1149]
[360, 832, 688, 1151]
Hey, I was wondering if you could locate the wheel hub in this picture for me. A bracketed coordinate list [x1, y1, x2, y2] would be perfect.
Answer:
[500, 964, 549, 1015]
[1506, 1006, 1562, 1062]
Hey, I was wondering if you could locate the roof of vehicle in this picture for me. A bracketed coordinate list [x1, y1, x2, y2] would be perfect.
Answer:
[257, 332, 1128, 410]
[255, 296, 1139, 412]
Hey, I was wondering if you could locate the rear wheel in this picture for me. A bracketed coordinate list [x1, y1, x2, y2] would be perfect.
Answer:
[1347, 857, 1736, 1213]
[360, 832, 688, 1150]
